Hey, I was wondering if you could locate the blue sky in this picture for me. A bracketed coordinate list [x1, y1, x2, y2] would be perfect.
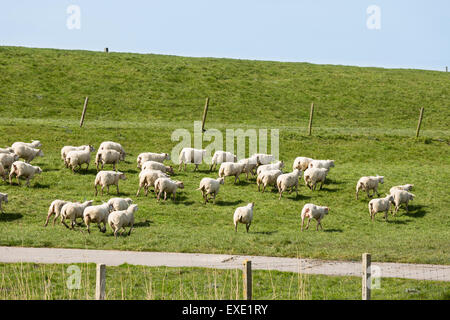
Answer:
[1, 0, 449, 71]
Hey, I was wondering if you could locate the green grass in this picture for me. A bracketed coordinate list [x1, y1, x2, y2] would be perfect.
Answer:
[0, 46, 449, 265]
[1, 262, 448, 300]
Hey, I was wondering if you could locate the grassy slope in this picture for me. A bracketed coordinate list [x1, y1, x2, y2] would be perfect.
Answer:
[0, 46, 449, 265]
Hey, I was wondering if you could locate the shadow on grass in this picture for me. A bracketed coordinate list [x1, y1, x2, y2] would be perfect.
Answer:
[73, 168, 98, 175]
[0, 212, 23, 222]
[215, 199, 244, 206]
[252, 230, 278, 235]
[323, 228, 343, 233]
[386, 219, 411, 225]
[134, 219, 152, 227]
[325, 178, 346, 185]
[33, 183, 51, 189]
[312, 187, 339, 193]
[122, 169, 138, 174]
[404, 205, 427, 218]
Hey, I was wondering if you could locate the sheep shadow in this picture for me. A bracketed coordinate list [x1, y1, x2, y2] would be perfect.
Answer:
[33, 183, 51, 189]
[323, 228, 343, 233]
[403, 205, 427, 218]
[134, 219, 152, 227]
[386, 219, 411, 225]
[123, 169, 138, 174]
[252, 230, 278, 235]
[0, 212, 23, 222]
[325, 178, 346, 185]
[215, 199, 244, 206]
[315, 187, 339, 193]
[74, 168, 98, 175]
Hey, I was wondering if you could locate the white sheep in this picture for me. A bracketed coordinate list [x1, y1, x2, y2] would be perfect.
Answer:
[238, 158, 258, 179]
[276, 169, 302, 200]
[136, 169, 169, 196]
[45, 200, 69, 227]
[94, 171, 127, 196]
[95, 149, 122, 171]
[391, 190, 415, 215]
[197, 177, 224, 204]
[218, 162, 246, 183]
[9, 161, 42, 187]
[99, 141, 126, 160]
[257, 169, 282, 193]
[108, 204, 138, 238]
[61, 145, 94, 166]
[107, 197, 133, 211]
[250, 153, 274, 165]
[11, 140, 42, 149]
[154, 177, 185, 201]
[66, 148, 93, 172]
[256, 160, 284, 176]
[60, 200, 94, 229]
[368, 194, 394, 221]
[308, 160, 335, 170]
[293, 157, 314, 171]
[0, 192, 8, 213]
[301, 204, 330, 231]
[141, 160, 174, 175]
[10, 145, 43, 163]
[389, 184, 414, 195]
[210, 151, 237, 172]
[83, 202, 114, 233]
[356, 176, 384, 200]
[233, 202, 254, 232]
[0, 153, 19, 170]
[137, 152, 170, 168]
[179, 147, 206, 171]
[303, 167, 329, 191]
[0, 147, 14, 154]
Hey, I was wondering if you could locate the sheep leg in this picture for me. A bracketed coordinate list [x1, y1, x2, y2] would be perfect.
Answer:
[173, 192, 176, 201]
[94, 185, 98, 196]
[101, 186, 105, 196]
[164, 192, 168, 201]
[194, 164, 198, 172]
[209, 164, 214, 172]
[278, 190, 283, 200]
[234, 223, 238, 232]
[384, 210, 388, 222]
[136, 186, 141, 197]
[246, 223, 250, 233]
[113, 163, 116, 171]
[26, 177, 31, 187]
[44, 214, 52, 227]
[61, 219, 71, 229]
[16, 175, 21, 186]
[405, 202, 409, 213]
[128, 225, 133, 236]
[305, 218, 311, 230]
[301, 217, 305, 232]
[319, 181, 324, 190]
[116, 184, 119, 195]
[212, 193, 216, 204]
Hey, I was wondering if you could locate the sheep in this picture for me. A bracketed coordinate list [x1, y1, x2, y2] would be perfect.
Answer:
[389, 184, 414, 195]
[107, 197, 133, 211]
[83, 202, 114, 233]
[66, 148, 94, 172]
[233, 202, 254, 232]
[179, 147, 206, 171]
[218, 162, 246, 184]
[356, 176, 384, 200]
[98, 141, 126, 161]
[94, 171, 127, 196]
[137, 152, 170, 168]
[293, 157, 314, 171]
[391, 190, 415, 215]
[238, 158, 258, 179]
[154, 177, 184, 201]
[141, 161, 174, 175]
[308, 160, 335, 170]
[60, 200, 94, 230]
[303, 167, 329, 191]
[368, 194, 394, 221]
[256, 160, 284, 176]
[0, 153, 19, 170]
[61, 145, 94, 166]
[257, 169, 282, 192]
[95, 149, 122, 171]
[0, 147, 14, 154]
[11, 140, 42, 149]
[9, 161, 42, 187]
[10, 145, 43, 163]
[136, 169, 169, 196]
[0, 192, 8, 213]
[45, 200, 69, 227]
[276, 169, 302, 200]
[108, 204, 138, 238]
[250, 153, 274, 165]
[210, 151, 237, 172]
[300, 204, 330, 231]
[197, 177, 224, 204]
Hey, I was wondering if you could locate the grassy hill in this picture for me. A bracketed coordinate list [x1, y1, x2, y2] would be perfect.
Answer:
[0, 46, 449, 265]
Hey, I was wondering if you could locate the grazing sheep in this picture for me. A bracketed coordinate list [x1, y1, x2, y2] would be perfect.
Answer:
[389, 184, 414, 195]
[238, 158, 258, 179]
[0, 153, 19, 170]
[0, 192, 8, 213]
[356, 176, 384, 200]
[308, 160, 335, 170]
[60, 200, 94, 230]
[368, 194, 394, 221]
[0, 163, 6, 182]
[83, 202, 114, 233]
[108, 204, 138, 238]
[233, 202, 254, 232]
[9, 161, 42, 187]
[391, 190, 415, 215]
[197, 177, 224, 204]
[179, 147, 206, 171]
[136, 169, 169, 196]
[256, 160, 284, 176]
[45, 200, 69, 227]
[95, 149, 121, 171]
[66, 148, 94, 172]
[141, 161, 174, 175]
[257, 169, 282, 193]
[61, 145, 94, 166]
[210, 151, 237, 172]
[10, 145, 43, 163]
[11, 140, 42, 149]
[250, 154, 274, 165]
[99, 141, 126, 161]
[293, 157, 314, 171]
[218, 162, 246, 183]
[303, 167, 329, 191]
[107, 197, 133, 211]
[154, 178, 184, 201]
[137, 152, 170, 168]
[0, 147, 14, 154]
[94, 171, 127, 196]
[301, 204, 329, 231]
[276, 169, 302, 200]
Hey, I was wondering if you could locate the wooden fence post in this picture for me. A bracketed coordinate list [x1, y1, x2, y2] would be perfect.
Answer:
[362, 253, 371, 300]
[80, 96, 89, 127]
[201, 97, 209, 132]
[96, 263, 106, 300]
[415, 107, 424, 138]
[243, 260, 252, 300]
[308, 102, 314, 136]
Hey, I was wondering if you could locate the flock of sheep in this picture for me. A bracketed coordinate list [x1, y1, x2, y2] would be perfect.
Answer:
[0, 140, 416, 236]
